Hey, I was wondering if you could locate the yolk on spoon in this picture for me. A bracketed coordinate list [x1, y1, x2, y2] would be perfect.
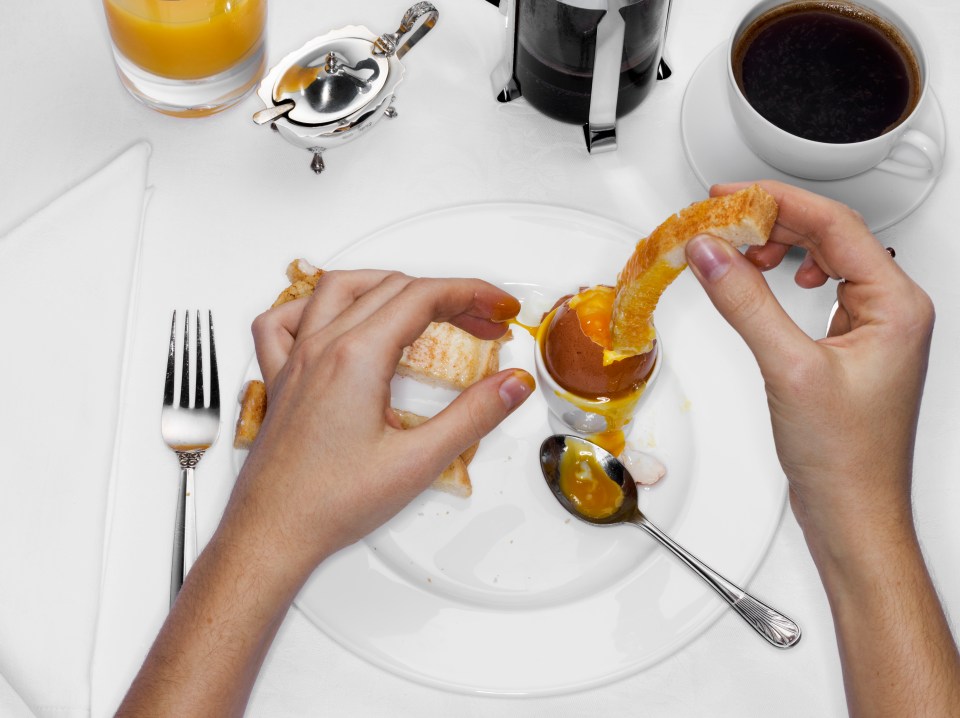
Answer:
[558, 441, 624, 520]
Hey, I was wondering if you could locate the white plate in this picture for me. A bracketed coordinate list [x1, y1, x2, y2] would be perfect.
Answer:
[234, 203, 786, 695]
[681, 44, 946, 233]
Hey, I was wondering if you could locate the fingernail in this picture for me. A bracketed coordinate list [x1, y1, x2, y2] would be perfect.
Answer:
[499, 370, 536, 410]
[490, 295, 522, 323]
[798, 252, 816, 273]
[686, 235, 733, 282]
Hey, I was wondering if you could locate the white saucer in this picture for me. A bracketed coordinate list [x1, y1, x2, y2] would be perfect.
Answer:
[680, 44, 946, 233]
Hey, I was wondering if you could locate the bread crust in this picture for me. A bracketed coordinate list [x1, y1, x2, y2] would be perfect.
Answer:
[392, 409, 476, 497]
[611, 185, 777, 356]
[271, 259, 323, 308]
[233, 380, 267, 450]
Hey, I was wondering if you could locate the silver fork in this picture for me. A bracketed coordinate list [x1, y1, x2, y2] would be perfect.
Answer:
[162, 310, 220, 607]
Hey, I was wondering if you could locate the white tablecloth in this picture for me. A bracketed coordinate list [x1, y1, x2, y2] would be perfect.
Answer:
[1, 0, 958, 716]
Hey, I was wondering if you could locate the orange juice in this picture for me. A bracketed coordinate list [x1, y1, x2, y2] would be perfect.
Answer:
[103, 0, 266, 80]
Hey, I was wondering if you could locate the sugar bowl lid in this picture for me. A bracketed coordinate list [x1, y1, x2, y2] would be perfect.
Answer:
[254, 3, 438, 173]
[269, 38, 391, 126]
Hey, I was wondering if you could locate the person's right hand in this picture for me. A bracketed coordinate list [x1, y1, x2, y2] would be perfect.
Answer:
[228, 270, 533, 582]
[684, 181, 934, 552]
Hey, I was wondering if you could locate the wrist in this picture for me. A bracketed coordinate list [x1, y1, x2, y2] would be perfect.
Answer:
[791, 483, 921, 592]
[787, 461, 914, 549]
[119, 515, 317, 714]
[208, 509, 326, 607]
[218, 457, 342, 590]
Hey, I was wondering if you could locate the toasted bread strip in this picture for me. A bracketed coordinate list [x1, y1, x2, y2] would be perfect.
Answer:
[286, 258, 322, 284]
[459, 443, 479, 467]
[272, 259, 324, 308]
[611, 185, 777, 357]
[397, 321, 512, 391]
[392, 409, 476, 497]
[233, 380, 267, 449]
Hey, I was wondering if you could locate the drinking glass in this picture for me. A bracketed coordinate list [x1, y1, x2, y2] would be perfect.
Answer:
[103, 0, 267, 117]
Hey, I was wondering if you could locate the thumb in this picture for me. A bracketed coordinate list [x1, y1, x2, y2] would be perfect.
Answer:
[411, 369, 536, 470]
[685, 235, 810, 372]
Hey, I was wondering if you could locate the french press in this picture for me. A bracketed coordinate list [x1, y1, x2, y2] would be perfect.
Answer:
[485, 0, 672, 152]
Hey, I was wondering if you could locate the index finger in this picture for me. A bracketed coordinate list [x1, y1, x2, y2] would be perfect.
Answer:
[338, 277, 520, 385]
[251, 298, 308, 388]
[711, 180, 897, 286]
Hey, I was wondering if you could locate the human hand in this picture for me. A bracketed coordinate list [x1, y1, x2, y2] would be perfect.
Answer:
[222, 270, 535, 583]
[684, 181, 934, 549]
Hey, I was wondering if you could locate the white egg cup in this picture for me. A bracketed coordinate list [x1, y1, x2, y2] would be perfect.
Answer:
[534, 319, 662, 437]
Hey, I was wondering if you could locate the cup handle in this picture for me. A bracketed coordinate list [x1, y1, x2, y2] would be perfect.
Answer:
[876, 129, 943, 179]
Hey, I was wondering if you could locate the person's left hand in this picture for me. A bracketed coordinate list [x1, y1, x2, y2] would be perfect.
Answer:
[221, 270, 535, 583]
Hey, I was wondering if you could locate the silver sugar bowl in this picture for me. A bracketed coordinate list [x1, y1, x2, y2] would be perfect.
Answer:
[254, 3, 438, 173]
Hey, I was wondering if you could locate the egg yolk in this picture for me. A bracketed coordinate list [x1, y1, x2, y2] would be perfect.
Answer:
[567, 285, 615, 349]
[558, 442, 624, 520]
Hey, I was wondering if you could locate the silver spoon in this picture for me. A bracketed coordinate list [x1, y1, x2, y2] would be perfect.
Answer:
[252, 99, 296, 125]
[540, 434, 802, 648]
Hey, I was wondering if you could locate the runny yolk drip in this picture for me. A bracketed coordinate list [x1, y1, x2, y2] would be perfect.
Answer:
[567, 285, 615, 350]
[508, 317, 539, 338]
[558, 440, 624, 520]
[588, 429, 626, 459]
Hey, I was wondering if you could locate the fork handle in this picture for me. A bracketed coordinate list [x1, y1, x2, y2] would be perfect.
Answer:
[170, 465, 197, 607]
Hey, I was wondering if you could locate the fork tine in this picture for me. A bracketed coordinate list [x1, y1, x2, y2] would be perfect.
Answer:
[208, 310, 220, 411]
[180, 310, 191, 409]
[164, 311, 177, 407]
[195, 309, 204, 409]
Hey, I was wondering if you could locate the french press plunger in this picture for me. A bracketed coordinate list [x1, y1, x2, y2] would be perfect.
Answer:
[485, 0, 672, 152]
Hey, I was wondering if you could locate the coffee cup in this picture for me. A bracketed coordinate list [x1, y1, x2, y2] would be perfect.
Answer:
[726, 0, 942, 181]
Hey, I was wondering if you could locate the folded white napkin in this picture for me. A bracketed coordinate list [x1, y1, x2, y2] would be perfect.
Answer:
[0, 143, 151, 718]
[0, 674, 35, 718]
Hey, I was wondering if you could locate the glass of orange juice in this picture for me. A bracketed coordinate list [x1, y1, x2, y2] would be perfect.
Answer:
[103, 0, 267, 117]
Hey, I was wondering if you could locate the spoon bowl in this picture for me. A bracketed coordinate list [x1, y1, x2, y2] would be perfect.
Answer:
[540, 434, 638, 525]
[540, 434, 802, 649]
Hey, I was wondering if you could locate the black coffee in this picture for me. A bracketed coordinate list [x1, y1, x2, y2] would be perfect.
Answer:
[513, 0, 669, 124]
[733, 1, 920, 143]
[515, 42, 661, 124]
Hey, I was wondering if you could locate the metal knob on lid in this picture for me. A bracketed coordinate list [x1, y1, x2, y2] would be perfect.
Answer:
[254, 3, 438, 174]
